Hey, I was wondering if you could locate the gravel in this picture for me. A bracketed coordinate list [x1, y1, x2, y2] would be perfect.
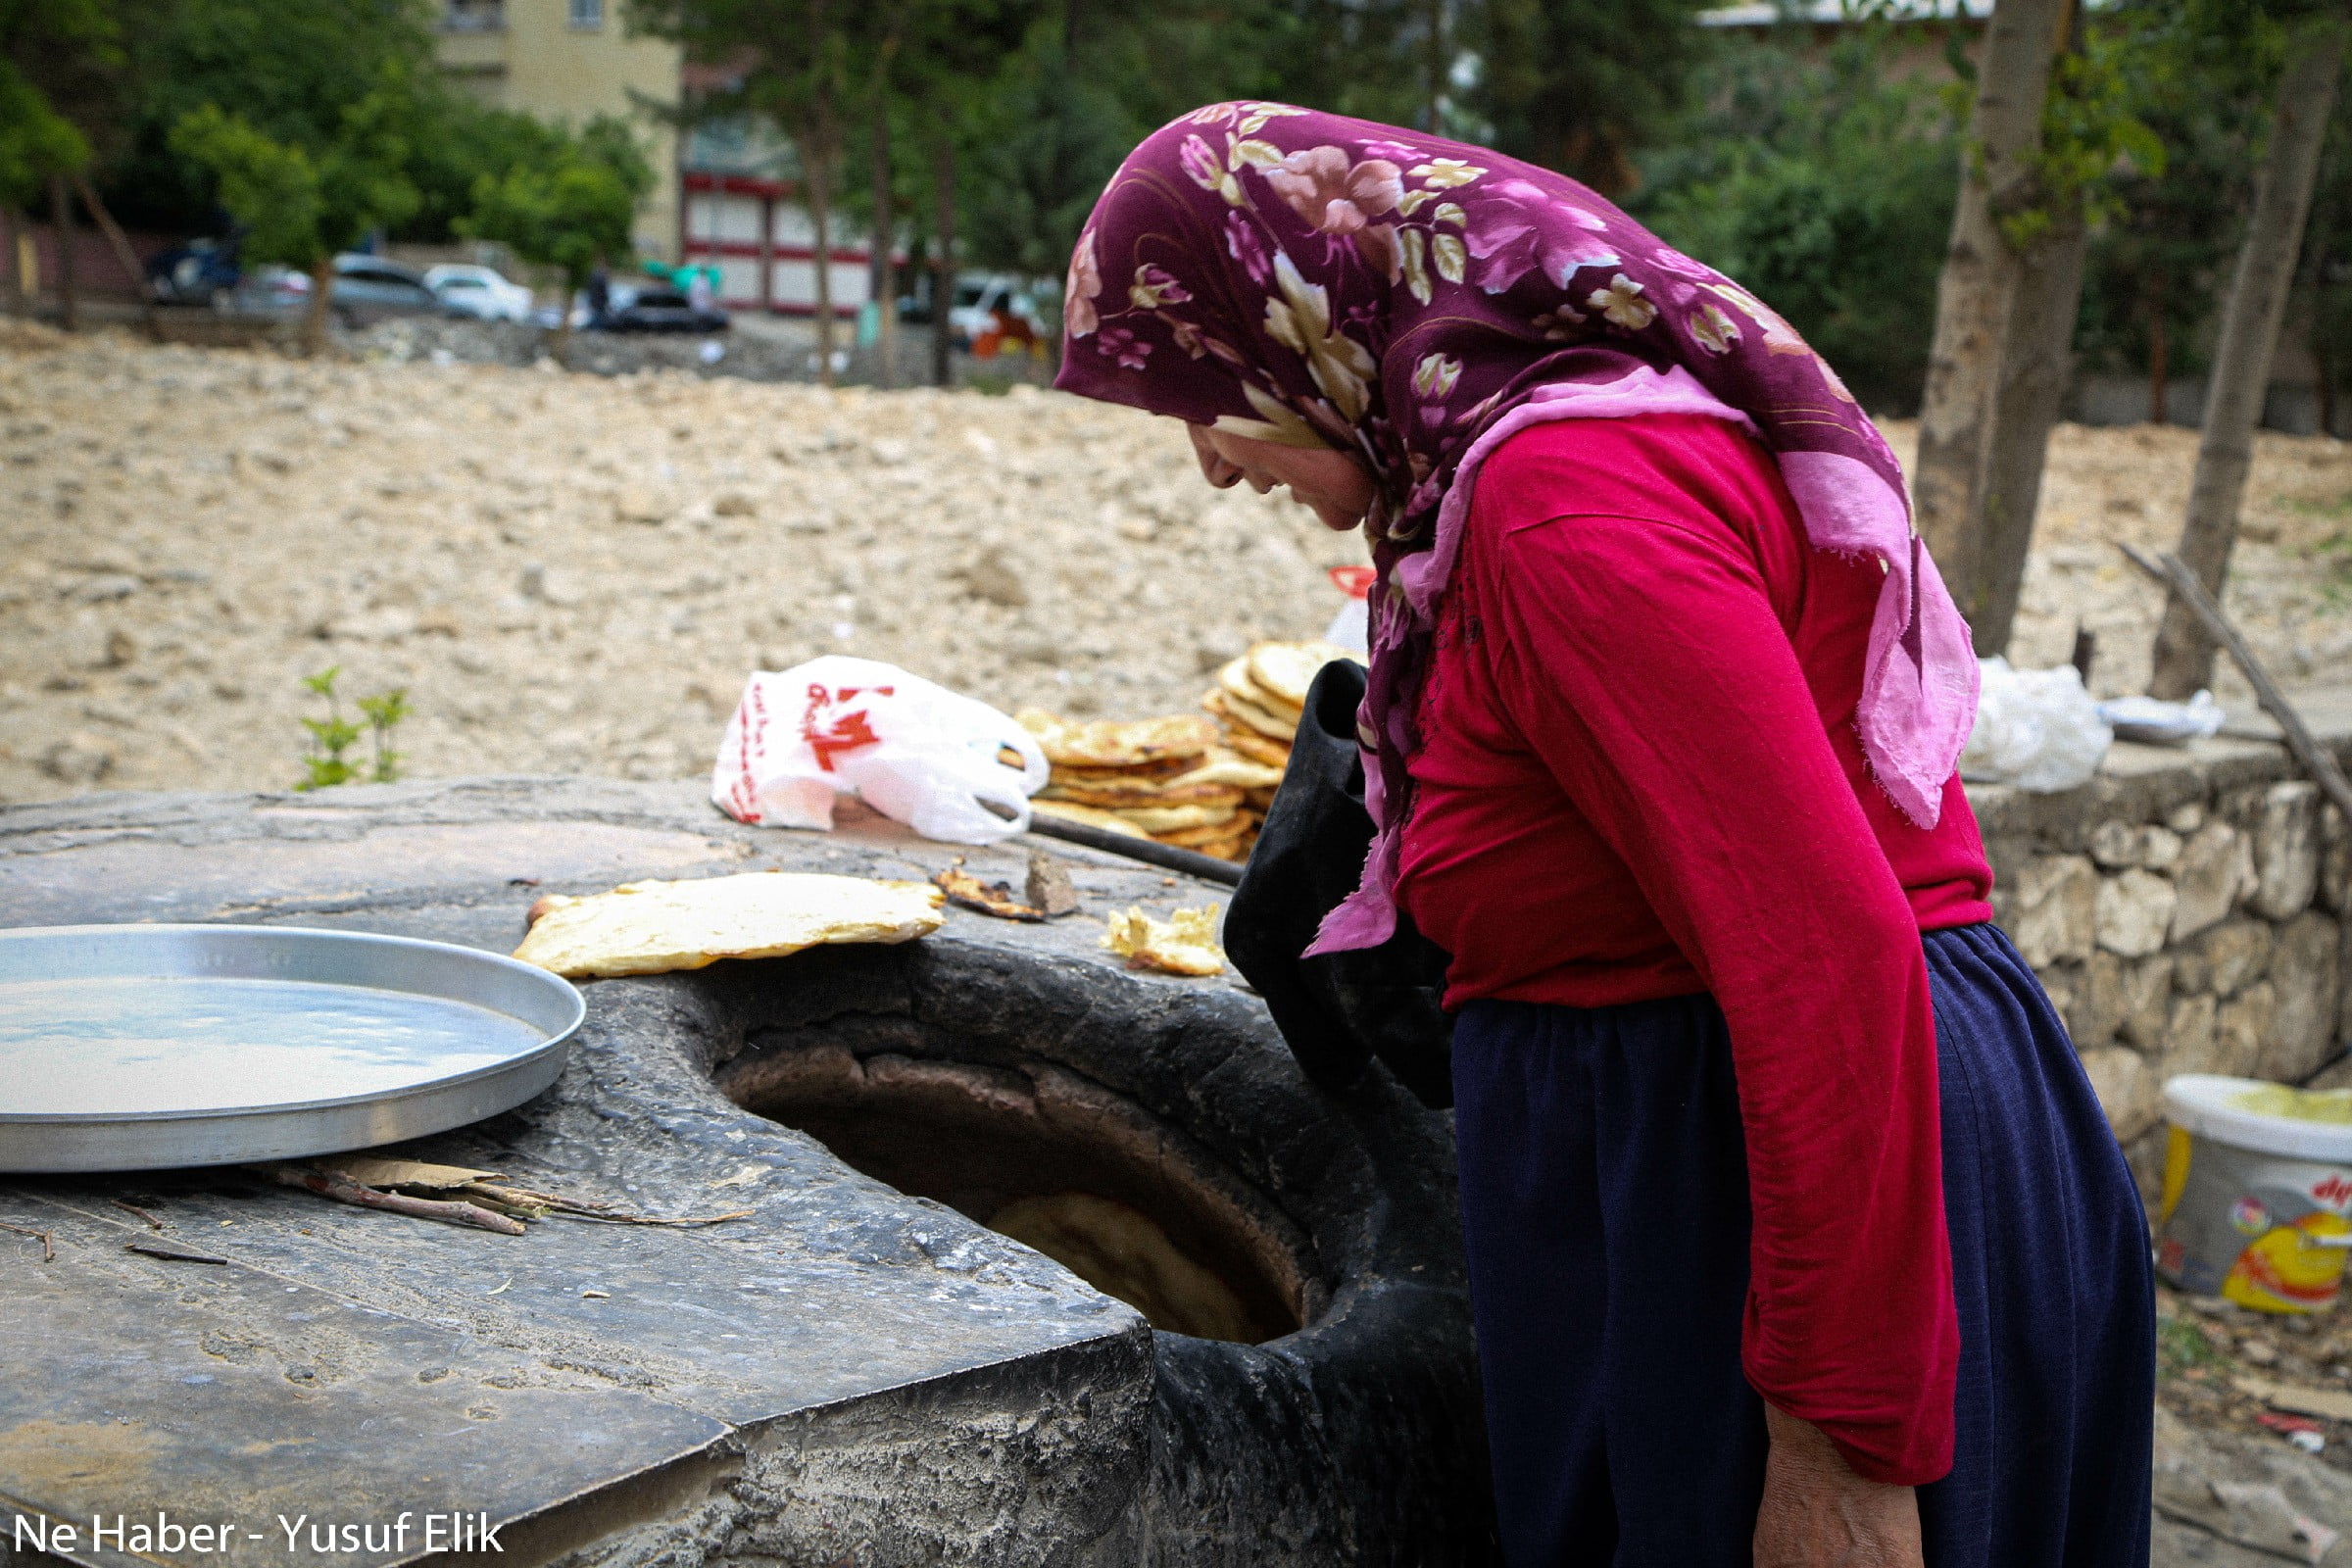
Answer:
[5, 320, 2350, 806]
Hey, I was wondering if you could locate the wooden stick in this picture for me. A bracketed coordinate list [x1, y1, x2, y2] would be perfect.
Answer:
[2120, 542, 2352, 826]
[1, 1220, 55, 1262]
[126, 1240, 225, 1265]
[111, 1198, 164, 1230]
[1024, 814, 1244, 886]
[260, 1164, 527, 1236]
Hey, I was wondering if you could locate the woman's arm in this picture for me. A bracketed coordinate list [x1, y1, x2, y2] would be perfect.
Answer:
[1475, 505, 1959, 1487]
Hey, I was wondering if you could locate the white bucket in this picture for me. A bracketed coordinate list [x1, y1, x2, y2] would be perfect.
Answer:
[2157, 1074, 2352, 1313]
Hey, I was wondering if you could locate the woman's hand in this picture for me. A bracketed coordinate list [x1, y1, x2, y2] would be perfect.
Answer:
[1752, 1404, 1924, 1568]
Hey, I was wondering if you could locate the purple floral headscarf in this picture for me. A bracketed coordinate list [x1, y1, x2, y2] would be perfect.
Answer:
[1054, 102, 1979, 955]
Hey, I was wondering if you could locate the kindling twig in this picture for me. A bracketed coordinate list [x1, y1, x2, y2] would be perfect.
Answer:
[2120, 543, 2352, 827]
[126, 1240, 225, 1265]
[1, 1220, 55, 1262]
[261, 1164, 527, 1236]
[111, 1199, 165, 1231]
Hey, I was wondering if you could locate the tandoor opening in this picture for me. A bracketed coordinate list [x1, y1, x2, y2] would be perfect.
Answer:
[722, 1042, 1315, 1344]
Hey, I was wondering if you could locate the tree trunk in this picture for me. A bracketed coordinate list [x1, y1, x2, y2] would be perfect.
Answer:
[808, 114, 837, 390]
[73, 174, 159, 340]
[2319, 304, 2338, 437]
[931, 130, 955, 388]
[553, 273, 576, 360]
[1912, 0, 2077, 641]
[870, 90, 896, 389]
[2148, 275, 2168, 425]
[47, 175, 77, 331]
[2151, 13, 2348, 698]
[1972, 202, 2092, 651]
[302, 255, 335, 357]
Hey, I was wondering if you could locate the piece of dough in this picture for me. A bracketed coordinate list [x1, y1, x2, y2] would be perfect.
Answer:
[513, 871, 945, 979]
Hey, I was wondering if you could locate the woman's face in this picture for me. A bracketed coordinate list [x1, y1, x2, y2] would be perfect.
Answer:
[1186, 423, 1375, 532]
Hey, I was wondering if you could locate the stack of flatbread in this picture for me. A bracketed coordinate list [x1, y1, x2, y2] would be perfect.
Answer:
[1016, 710, 1281, 862]
[1200, 640, 1362, 780]
[1015, 642, 1362, 864]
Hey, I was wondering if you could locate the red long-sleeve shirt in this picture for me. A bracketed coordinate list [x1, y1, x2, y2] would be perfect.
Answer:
[1395, 413, 1991, 1486]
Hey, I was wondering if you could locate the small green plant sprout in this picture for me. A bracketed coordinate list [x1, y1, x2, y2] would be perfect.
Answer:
[357, 689, 412, 783]
[296, 667, 411, 790]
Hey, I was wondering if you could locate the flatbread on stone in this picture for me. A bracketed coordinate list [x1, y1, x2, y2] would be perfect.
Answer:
[1017, 708, 1219, 768]
[513, 871, 945, 979]
[1248, 640, 1361, 710]
[1102, 904, 1226, 976]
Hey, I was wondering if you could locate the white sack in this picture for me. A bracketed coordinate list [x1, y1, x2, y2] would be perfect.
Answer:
[712, 657, 1049, 845]
[1960, 657, 2113, 793]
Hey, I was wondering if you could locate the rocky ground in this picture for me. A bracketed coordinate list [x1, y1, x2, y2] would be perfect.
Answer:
[3, 319, 2350, 807]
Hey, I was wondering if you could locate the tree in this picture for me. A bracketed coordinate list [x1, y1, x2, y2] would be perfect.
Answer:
[1913, 0, 2158, 655]
[2151, 5, 2347, 696]
[632, 0, 890, 387]
[102, 0, 436, 235]
[459, 118, 652, 352]
[2072, 0, 2270, 423]
[169, 61, 423, 354]
[1468, 0, 1713, 194]
[2, 0, 128, 326]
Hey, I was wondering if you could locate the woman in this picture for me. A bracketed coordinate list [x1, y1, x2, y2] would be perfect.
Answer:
[1053, 105, 2154, 1566]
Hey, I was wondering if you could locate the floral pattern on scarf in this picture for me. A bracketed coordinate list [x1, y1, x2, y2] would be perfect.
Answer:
[1054, 103, 1978, 955]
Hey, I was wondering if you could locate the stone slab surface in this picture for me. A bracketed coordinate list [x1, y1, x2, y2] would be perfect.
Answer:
[0, 778, 1269, 1568]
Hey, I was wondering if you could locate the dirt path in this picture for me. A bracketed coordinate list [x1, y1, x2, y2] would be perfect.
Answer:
[4, 325, 2346, 805]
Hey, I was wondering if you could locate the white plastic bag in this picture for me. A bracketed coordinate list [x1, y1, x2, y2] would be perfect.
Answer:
[712, 657, 1050, 845]
[1960, 657, 2113, 793]
[2096, 691, 2225, 746]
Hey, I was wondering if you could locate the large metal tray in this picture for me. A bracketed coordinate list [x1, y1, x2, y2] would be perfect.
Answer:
[0, 924, 585, 1173]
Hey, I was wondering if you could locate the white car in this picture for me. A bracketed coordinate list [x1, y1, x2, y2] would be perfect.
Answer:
[948, 272, 1050, 348]
[424, 264, 536, 323]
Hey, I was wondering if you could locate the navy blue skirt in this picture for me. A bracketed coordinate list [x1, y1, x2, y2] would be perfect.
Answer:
[1451, 922, 2154, 1567]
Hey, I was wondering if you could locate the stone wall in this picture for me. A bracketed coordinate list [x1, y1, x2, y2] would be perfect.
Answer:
[1970, 708, 2352, 1187]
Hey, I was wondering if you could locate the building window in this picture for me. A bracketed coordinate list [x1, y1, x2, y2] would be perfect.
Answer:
[568, 0, 603, 26]
[442, 0, 505, 29]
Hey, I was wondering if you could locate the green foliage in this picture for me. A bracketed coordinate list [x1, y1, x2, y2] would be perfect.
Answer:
[166, 59, 423, 270]
[0, 0, 121, 205]
[1999, 37, 2165, 250]
[1634, 17, 1961, 413]
[2072, 0, 2292, 388]
[295, 667, 407, 790]
[2155, 1312, 2228, 1379]
[1467, 0, 1715, 194]
[102, 0, 437, 233]
[458, 117, 651, 289]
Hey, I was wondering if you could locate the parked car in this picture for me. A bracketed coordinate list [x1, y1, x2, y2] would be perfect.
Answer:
[325, 255, 451, 326]
[947, 272, 1050, 349]
[593, 283, 728, 334]
[146, 236, 241, 308]
[424, 263, 535, 322]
